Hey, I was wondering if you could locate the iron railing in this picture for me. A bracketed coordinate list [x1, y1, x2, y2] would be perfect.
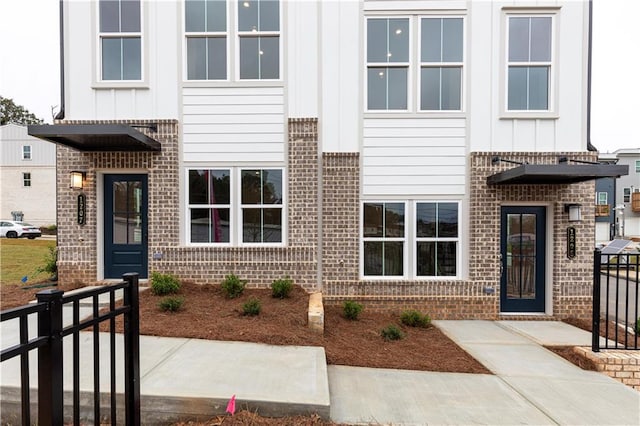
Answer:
[0, 273, 140, 425]
[593, 250, 639, 351]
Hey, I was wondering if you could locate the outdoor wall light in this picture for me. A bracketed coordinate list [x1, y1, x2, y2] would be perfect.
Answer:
[564, 203, 582, 222]
[70, 171, 85, 189]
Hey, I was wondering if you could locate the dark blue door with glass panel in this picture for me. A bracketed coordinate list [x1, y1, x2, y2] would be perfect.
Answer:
[104, 174, 148, 278]
[500, 206, 546, 313]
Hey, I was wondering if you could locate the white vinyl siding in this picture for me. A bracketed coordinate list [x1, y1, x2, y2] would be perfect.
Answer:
[182, 86, 285, 163]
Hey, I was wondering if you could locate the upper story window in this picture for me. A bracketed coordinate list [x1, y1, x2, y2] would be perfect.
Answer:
[365, 15, 464, 112]
[22, 172, 31, 187]
[238, 0, 280, 79]
[506, 15, 553, 111]
[22, 145, 31, 160]
[635, 160, 640, 173]
[597, 192, 608, 205]
[185, 0, 228, 80]
[623, 187, 631, 203]
[99, 0, 142, 81]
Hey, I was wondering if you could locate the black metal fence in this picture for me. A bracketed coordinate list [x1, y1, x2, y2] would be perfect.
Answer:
[0, 273, 140, 425]
[593, 249, 639, 351]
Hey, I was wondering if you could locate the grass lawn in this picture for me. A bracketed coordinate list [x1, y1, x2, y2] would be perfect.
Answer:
[0, 238, 55, 286]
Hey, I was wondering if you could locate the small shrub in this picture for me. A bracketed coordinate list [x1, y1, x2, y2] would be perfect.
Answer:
[151, 272, 181, 296]
[242, 297, 261, 316]
[343, 300, 363, 320]
[381, 324, 404, 341]
[271, 277, 293, 299]
[636, 317, 640, 334]
[34, 246, 58, 280]
[221, 274, 246, 299]
[158, 296, 184, 312]
[400, 310, 431, 328]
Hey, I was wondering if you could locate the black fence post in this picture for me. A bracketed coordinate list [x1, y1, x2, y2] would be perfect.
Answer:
[592, 249, 601, 352]
[123, 273, 141, 426]
[37, 289, 65, 425]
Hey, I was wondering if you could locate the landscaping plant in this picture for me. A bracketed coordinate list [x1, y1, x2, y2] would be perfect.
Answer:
[636, 317, 640, 335]
[400, 310, 431, 328]
[34, 245, 58, 280]
[343, 300, 363, 320]
[242, 297, 261, 316]
[271, 277, 293, 299]
[151, 272, 181, 296]
[221, 274, 247, 298]
[158, 296, 184, 312]
[381, 324, 404, 341]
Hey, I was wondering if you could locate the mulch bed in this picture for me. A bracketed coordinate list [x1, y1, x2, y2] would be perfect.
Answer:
[0, 281, 84, 310]
[174, 410, 344, 426]
[563, 316, 640, 348]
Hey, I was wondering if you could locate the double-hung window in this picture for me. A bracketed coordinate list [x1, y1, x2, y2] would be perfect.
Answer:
[363, 202, 405, 276]
[99, 0, 142, 81]
[635, 160, 640, 173]
[366, 18, 410, 110]
[238, 0, 280, 79]
[506, 15, 553, 111]
[241, 169, 283, 243]
[415, 202, 458, 277]
[22, 172, 31, 187]
[22, 145, 31, 160]
[597, 192, 608, 205]
[624, 188, 631, 203]
[420, 18, 463, 110]
[185, 0, 228, 80]
[188, 169, 231, 243]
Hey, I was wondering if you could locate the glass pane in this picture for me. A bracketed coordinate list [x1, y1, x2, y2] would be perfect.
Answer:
[421, 67, 440, 110]
[364, 242, 383, 276]
[367, 19, 388, 62]
[187, 38, 207, 80]
[210, 169, 230, 204]
[120, 0, 140, 32]
[438, 202, 458, 237]
[100, 0, 120, 32]
[421, 18, 441, 62]
[384, 203, 404, 238]
[242, 209, 263, 242]
[509, 17, 530, 61]
[437, 241, 457, 276]
[363, 203, 383, 237]
[367, 67, 387, 110]
[239, 37, 259, 79]
[442, 18, 463, 62]
[508, 66, 528, 110]
[262, 208, 282, 242]
[207, 37, 227, 79]
[440, 67, 461, 110]
[260, 0, 279, 32]
[387, 68, 407, 110]
[388, 19, 409, 63]
[384, 242, 403, 275]
[122, 37, 141, 80]
[262, 169, 282, 204]
[416, 203, 436, 237]
[530, 17, 551, 61]
[129, 214, 142, 244]
[207, 0, 227, 32]
[113, 181, 128, 212]
[238, 0, 258, 31]
[102, 38, 122, 80]
[190, 208, 230, 243]
[417, 241, 435, 276]
[259, 36, 279, 79]
[189, 170, 207, 204]
[113, 212, 128, 244]
[131, 184, 142, 214]
[506, 213, 536, 299]
[242, 170, 262, 204]
[528, 66, 549, 110]
[185, 0, 206, 32]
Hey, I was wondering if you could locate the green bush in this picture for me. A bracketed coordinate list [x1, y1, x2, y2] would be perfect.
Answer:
[343, 300, 363, 320]
[158, 296, 184, 312]
[151, 272, 181, 296]
[381, 324, 404, 341]
[242, 297, 261, 316]
[34, 246, 58, 279]
[400, 310, 431, 328]
[271, 277, 293, 299]
[636, 317, 640, 334]
[221, 274, 247, 299]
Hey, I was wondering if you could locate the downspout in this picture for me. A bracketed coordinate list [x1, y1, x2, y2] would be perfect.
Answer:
[54, 0, 65, 120]
[586, 0, 596, 152]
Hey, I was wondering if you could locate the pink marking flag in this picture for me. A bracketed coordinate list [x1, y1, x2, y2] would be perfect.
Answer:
[226, 394, 236, 415]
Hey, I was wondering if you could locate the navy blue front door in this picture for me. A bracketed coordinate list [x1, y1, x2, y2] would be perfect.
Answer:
[500, 206, 546, 313]
[104, 174, 148, 279]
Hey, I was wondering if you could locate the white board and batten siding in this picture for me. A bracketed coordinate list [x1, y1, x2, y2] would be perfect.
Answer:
[362, 118, 467, 197]
[182, 87, 286, 164]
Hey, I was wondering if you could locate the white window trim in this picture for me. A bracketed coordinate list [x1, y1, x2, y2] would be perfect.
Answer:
[500, 8, 560, 119]
[186, 168, 233, 246]
[93, 0, 148, 88]
[623, 187, 631, 203]
[22, 172, 31, 187]
[22, 145, 32, 160]
[597, 192, 608, 205]
[361, 200, 408, 279]
[635, 160, 640, 173]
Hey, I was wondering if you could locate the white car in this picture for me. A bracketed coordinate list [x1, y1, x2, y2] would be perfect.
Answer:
[0, 220, 42, 239]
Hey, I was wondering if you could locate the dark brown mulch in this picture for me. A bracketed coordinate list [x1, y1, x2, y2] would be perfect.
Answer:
[545, 346, 598, 371]
[0, 281, 85, 310]
[174, 410, 343, 426]
[563, 316, 640, 348]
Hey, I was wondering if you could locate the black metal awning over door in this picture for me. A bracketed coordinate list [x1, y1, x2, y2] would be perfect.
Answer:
[28, 124, 161, 152]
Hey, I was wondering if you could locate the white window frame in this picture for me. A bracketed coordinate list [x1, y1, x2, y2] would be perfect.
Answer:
[623, 187, 631, 203]
[635, 160, 640, 173]
[236, 0, 282, 81]
[184, 0, 229, 81]
[361, 201, 407, 279]
[238, 168, 285, 246]
[22, 145, 31, 160]
[597, 192, 608, 205]
[187, 168, 233, 246]
[501, 9, 559, 118]
[22, 172, 31, 187]
[414, 201, 461, 279]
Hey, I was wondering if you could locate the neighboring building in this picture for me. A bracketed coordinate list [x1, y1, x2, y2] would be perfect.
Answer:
[604, 149, 640, 238]
[0, 124, 56, 226]
[594, 153, 617, 244]
[29, 0, 628, 319]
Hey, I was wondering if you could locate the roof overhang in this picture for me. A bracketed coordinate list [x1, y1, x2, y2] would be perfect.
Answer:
[27, 124, 161, 152]
[487, 164, 629, 185]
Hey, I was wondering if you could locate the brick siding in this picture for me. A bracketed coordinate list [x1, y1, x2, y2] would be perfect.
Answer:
[574, 347, 640, 391]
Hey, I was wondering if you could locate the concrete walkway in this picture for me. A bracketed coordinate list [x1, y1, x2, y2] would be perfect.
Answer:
[2, 291, 639, 424]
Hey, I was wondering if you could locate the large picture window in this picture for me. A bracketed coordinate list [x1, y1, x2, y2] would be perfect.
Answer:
[506, 15, 553, 111]
[185, 0, 228, 80]
[363, 202, 405, 276]
[188, 169, 231, 243]
[99, 0, 142, 81]
[416, 202, 458, 277]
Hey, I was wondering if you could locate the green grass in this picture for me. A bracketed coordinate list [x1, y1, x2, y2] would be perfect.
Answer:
[0, 239, 56, 286]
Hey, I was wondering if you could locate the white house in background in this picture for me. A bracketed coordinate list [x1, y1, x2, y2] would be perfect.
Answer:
[609, 148, 640, 238]
[29, 0, 628, 319]
[0, 124, 56, 226]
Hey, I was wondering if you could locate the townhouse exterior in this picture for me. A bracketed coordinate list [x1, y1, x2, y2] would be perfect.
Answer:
[0, 124, 56, 226]
[29, 0, 628, 319]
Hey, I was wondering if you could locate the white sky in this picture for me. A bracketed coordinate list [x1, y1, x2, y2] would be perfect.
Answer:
[1, 0, 638, 153]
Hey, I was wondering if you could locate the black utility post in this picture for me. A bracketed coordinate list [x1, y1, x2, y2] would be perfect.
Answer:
[592, 249, 601, 352]
[37, 289, 65, 425]
[123, 272, 141, 425]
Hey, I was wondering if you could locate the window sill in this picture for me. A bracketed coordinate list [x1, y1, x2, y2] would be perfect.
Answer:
[500, 111, 559, 120]
[182, 80, 285, 89]
[364, 111, 466, 119]
[92, 82, 150, 90]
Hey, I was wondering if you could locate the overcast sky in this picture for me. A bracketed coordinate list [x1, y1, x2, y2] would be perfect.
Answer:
[1, 0, 638, 153]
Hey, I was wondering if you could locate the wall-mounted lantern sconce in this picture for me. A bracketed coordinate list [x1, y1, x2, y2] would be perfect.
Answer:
[70, 171, 86, 189]
[564, 203, 582, 222]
